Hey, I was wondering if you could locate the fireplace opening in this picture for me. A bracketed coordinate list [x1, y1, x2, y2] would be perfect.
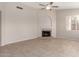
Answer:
[42, 30, 51, 37]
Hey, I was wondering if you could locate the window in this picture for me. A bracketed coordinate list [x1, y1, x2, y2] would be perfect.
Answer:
[66, 15, 79, 31]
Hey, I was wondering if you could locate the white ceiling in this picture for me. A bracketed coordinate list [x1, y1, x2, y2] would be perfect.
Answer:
[23, 2, 79, 10]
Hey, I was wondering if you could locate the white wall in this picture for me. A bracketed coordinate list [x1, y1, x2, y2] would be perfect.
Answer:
[0, 3, 6, 46]
[1, 2, 56, 46]
[38, 10, 56, 37]
[1, 3, 40, 46]
[56, 9, 79, 39]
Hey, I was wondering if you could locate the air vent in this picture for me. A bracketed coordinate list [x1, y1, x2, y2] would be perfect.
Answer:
[16, 6, 23, 10]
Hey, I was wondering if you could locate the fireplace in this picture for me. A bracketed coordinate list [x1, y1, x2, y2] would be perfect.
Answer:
[42, 30, 51, 37]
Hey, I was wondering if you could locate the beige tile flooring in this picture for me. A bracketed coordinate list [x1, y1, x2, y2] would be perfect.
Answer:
[0, 37, 79, 57]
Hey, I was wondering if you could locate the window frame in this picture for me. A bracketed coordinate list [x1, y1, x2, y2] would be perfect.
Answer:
[66, 15, 79, 32]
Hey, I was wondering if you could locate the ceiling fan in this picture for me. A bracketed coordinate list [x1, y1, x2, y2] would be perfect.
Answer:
[39, 2, 58, 11]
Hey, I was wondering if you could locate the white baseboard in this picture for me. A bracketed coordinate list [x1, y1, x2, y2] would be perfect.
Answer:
[1, 36, 40, 46]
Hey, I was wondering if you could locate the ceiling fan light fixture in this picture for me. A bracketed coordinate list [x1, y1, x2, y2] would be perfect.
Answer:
[39, 2, 58, 11]
[46, 6, 50, 10]
[46, 5, 51, 10]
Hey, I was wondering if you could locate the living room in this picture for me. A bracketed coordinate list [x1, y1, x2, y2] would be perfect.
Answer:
[0, 2, 79, 57]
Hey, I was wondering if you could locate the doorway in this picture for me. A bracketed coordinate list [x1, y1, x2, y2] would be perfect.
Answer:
[0, 11, 1, 46]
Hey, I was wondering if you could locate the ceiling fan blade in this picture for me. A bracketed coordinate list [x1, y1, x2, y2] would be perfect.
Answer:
[50, 2, 53, 5]
[39, 4, 46, 6]
[52, 6, 59, 8]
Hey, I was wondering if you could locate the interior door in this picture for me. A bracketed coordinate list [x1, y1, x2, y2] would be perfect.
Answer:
[0, 11, 1, 46]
